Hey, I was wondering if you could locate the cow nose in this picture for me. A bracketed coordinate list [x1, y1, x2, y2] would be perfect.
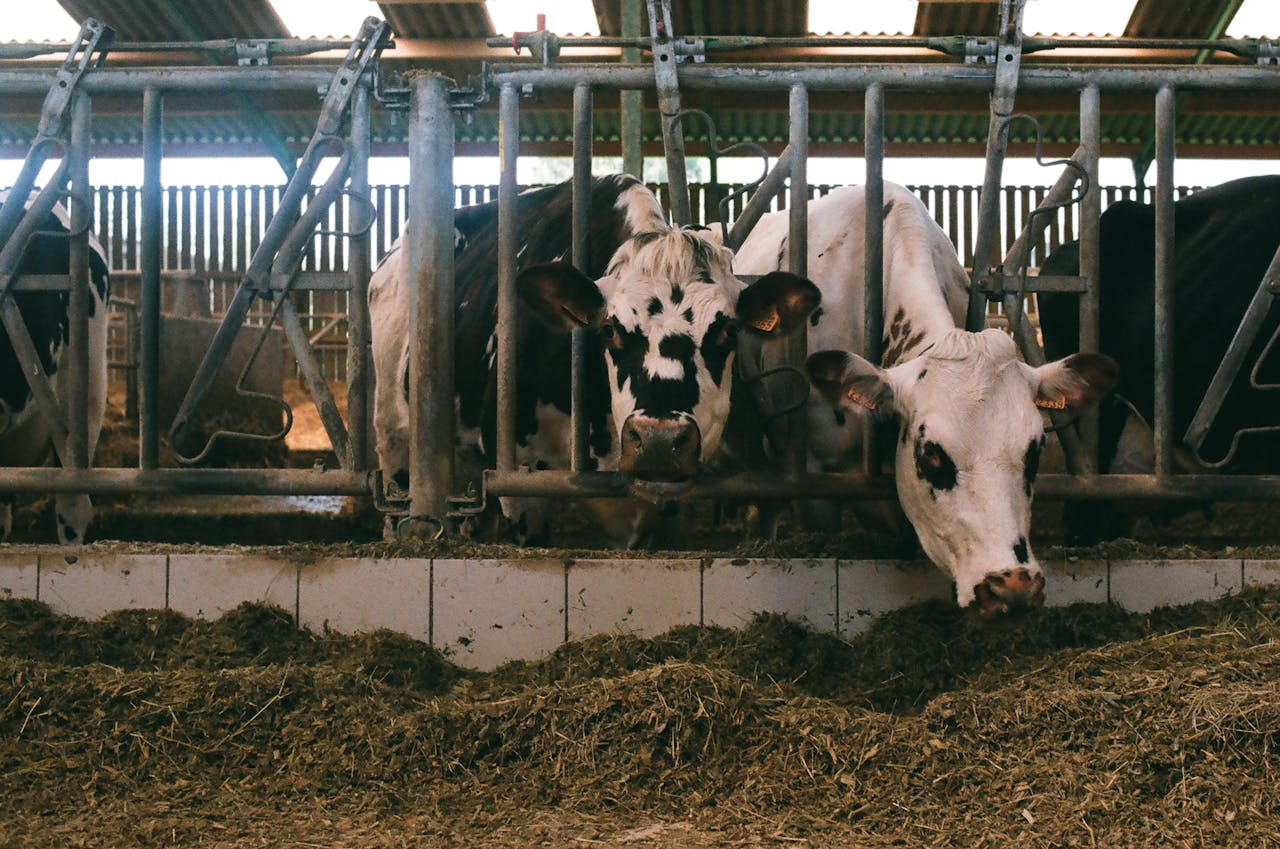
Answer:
[971, 567, 1045, 619]
[619, 415, 701, 481]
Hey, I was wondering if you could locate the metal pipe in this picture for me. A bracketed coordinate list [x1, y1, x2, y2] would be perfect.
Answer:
[724, 144, 792, 252]
[346, 81, 371, 471]
[66, 92, 91, 474]
[1154, 85, 1176, 479]
[786, 83, 809, 478]
[477, 469, 1280, 502]
[406, 74, 456, 521]
[862, 82, 885, 477]
[139, 86, 162, 470]
[496, 83, 519, 474]
[0, 468, 372, 496]
[620, 0, 643, 178]
[1077, 84, 1102, 473]
[571, 83, 593, 473]
[487, 63, 1280, 93]
[0, 67, 341, 94]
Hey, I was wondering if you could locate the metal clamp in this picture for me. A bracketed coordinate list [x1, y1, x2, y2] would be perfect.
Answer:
[964, 36, 998, 64]
[236, 40, 270, 66]
[1258, 39, 1279, 65]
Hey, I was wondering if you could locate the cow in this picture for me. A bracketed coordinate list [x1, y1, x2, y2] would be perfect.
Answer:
[1039, 175, 1280, 541]
[369, 174, 820, 546]
[733, 182, 1119, 617]
[0, 194, 111, 544]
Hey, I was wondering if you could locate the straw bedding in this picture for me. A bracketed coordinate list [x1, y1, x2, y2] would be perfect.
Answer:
[4, 587, 1280, 847]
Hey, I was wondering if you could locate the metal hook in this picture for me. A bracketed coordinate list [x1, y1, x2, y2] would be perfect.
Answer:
[667, 108, 771, 240]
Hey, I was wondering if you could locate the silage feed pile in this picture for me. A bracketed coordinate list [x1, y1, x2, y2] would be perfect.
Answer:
[3, 592, 1280, 848]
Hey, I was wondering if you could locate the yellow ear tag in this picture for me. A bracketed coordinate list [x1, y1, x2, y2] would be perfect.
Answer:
[1035, 395, 1067, 410]
[845, 386, 877, 410]
[750, 306, 780, 333]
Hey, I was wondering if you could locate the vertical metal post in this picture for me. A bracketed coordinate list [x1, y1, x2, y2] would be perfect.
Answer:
[406, 74, 455, 520]
[649, 0, 690, 225]
[862, 83, 885, 476]
[346, 81, 371, 471]
[1153, 85, 1176, 479]
[620, 0, 643, 179]
[571, 83, 593, 472]
[66, 92, 91, 473]
[786, 83, 809, 476]
[1076, 85, 1102, 473]
[496, 82, 519, 474]
[139, 86, 162, 470]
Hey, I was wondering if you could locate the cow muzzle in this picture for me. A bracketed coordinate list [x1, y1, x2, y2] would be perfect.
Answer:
[970, 567, 1046, 619]
[619, 414, 702, 501]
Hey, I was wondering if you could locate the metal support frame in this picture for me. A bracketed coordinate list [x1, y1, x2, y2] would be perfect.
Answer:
[167, 18, 390, 467]
[862, 83, 885, 476]
[571, 84, 594, 472]
[647, 0, 691, 225]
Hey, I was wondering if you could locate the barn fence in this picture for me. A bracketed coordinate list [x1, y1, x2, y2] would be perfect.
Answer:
[85, 179, 1201, 383]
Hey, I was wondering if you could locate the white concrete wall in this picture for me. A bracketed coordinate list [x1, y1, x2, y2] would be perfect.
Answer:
[1, 550, 1274, 670]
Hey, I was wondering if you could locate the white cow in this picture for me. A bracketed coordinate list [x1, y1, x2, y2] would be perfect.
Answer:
[0, 195, 110, 544]
[735, 182, 1118, 616]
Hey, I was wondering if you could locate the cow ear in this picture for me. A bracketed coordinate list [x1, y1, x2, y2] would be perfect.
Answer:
[806, 350, 894, 413]
[737, 271, 821, 336]
[516, 262, 606, 333]
[1032, 352, 1120, 412]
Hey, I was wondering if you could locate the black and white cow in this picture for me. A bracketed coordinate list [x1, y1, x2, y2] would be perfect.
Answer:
[370, 174, 819, 546]
[734, 182, 1118, 617]
[1039, 175, 1280, 540]
[0, 194, 111, 544]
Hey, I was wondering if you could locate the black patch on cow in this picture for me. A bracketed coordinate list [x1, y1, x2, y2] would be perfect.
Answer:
[683, 308, 694, 324]
[0, 206, 110, 414]
[914, 439, 958, 491]
[609, 325, 701, 417]
[834, 409, 846, 427]
[917, 368, 928, 381]
[647, 297, 663, 316]
[810, 307, 823, 327]
[670, 285, 684, 305]
[1023, 437, 1042, 496]
[699, 313, 735, 387]
[658, 333, 696, 363]
[1013, 536, 1030, 564]
[883, 200, 895, 220]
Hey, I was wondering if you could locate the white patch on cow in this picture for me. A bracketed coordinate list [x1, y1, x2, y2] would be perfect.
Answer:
[737, 183, 1060, 607]
[882, 330, 1046, 607]
[616, 179, 669, 237]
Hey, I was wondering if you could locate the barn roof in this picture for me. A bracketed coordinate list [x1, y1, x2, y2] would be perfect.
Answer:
[1, 0, 1278, 164]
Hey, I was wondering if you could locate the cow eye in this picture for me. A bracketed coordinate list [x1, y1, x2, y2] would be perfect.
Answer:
[600, 317, 623, 349]
[719, 322, 739, 347]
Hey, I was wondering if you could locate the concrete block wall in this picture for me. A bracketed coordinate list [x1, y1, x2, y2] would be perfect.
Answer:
[1, 550, 1275, 670]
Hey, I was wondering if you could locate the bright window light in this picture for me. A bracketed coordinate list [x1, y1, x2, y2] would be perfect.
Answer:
[6, 0, 77, 42]
[809, 0, 918, 36]
[486, 0, 599, 36]
[1225, 0, 1276, 37]
[269, 0, 364, 39]
[1022, 0, 1138, 37]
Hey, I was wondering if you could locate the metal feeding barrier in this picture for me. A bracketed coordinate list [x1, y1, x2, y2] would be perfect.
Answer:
[2, 2, 1280, 532]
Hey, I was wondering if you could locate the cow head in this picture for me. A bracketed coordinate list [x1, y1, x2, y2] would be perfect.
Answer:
[807, 328, 1118, 618]
[518, 231, 819, 500]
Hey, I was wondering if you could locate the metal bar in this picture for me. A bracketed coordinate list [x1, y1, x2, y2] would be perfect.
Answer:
[620, 0, 643, 178]
[1077, 84, 1102, 474]
[1154, 85, 1176, 479]
[477, 469, 1280, 502]
[571, 83, 593, 473]
[347, 81, 371, 471]
[1184, 243, 1280, 453]
[862, 82, 885, 477]
[406, 74, 456, 522]
[66, 92, 91, 473]
[278, 298, 350, 462]
[0, 468, 371, 496]
[140, 89, 161, 471]
[0, 68, 339, 94]
[496, 83, 519, 474]
[724, 144, 792, 252]
[486, 63, 1280, 93]
[785, 83, 809, 478]
[649, 0, 690, 225]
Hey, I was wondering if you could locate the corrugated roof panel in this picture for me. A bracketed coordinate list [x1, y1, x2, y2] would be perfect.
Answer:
[594, 0, 805, 37]
[378, 2, 493, 39]
[58, 0, 289, 40]
[1125, 0, 1238, 38]
[914, 1, 999, 37]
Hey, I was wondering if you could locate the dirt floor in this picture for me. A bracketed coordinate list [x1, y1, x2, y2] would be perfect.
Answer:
[4, 588, 1280, 847]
